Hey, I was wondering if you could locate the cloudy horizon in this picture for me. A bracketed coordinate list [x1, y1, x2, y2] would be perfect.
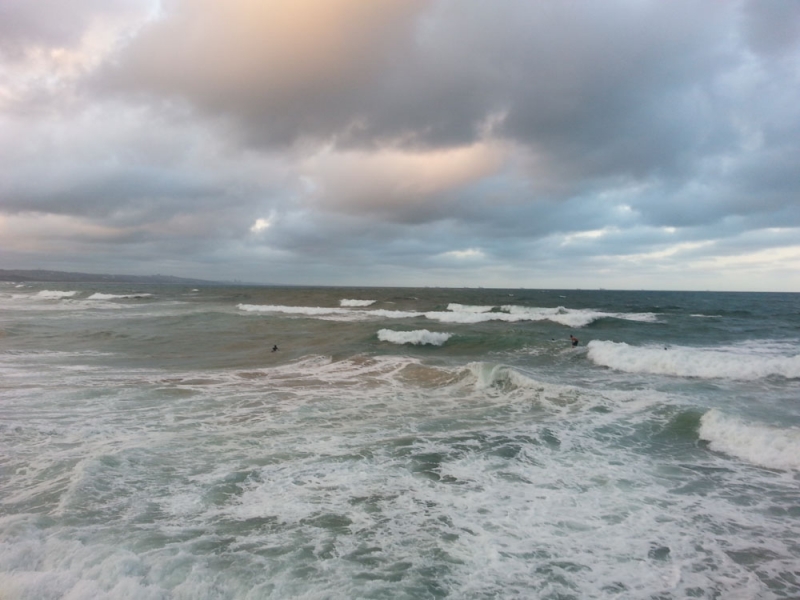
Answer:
[1, 0, 799, 291]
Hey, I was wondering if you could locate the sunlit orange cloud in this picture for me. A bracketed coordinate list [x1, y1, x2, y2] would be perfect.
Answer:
[0, 210, 225, 252]
[125, 0, 427, 98]
[297, 141, 508, 214]
[1, 17, 138, 110]
[0, 213, 131, 252]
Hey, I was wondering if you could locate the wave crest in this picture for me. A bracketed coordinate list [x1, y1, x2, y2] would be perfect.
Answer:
[587, 340, 800, 380]
[238, 302, 658, 327]
[446, 303, 495, 313]
[88, 293, 153, 300]
[34, 290, 78, 299]
[700, 409, 800, 470]
[340, 299, 375, 307]
[377, 329, 451, 346]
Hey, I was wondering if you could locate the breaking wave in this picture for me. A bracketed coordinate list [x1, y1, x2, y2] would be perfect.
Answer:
[340, 299, 375, 307]
[587, 340, 800, 380]
[34, 290, 78, 300]
[239, 304, 351, 316]
[87, 293, 153, 300]
[699, 409, 800, 470]
[446, 303, 495, 313]
[377, 329, 452, 346]
[239, 302, 657, 327]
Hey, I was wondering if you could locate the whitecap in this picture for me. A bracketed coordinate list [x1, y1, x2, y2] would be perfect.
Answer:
[88, 293, 153, 300]
[446, 303, 495, 313]
[238, 303, 350, 316]
[377, 329, 452, 346]
[238, 302, 658, 328]
[34, 290, 78, 300]
[502, 305, 658, 327]
[699, 409, 800, 470]
[238, 303, 420, 321]
[340, 299, 375, 307]
[587, 340, 800, 380]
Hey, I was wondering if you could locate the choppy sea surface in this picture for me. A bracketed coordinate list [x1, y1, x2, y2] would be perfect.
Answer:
[1, 283, 799, 599]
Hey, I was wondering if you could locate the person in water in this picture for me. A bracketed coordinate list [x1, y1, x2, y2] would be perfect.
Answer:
[570, 335, 579, 347]
[272, 345, 278, 352]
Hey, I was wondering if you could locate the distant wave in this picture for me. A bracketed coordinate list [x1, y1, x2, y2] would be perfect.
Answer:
[431, 305, 657, 327]
[238, 303, 419, 320]
[446, 303, 494, 313]
[34, 290, 78, 299]
[700, 409, 800, 470]
[587, 340, 800, 380]
[340, 299, 375, 307]
[377, 329, 452, 346]
[501, 305, 658, 328]
[238, 304, 351, 316]
[238, 302, 658, 327]
[88, 293, 153, 300]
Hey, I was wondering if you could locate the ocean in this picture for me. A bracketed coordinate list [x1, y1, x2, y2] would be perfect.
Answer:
[1, 283, 798, 599]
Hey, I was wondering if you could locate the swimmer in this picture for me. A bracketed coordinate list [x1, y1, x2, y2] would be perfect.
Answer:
[272, 345, 278, 352]
[570, 335, 579, 347]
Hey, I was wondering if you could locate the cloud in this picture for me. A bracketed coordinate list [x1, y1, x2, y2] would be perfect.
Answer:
[1, 0, 800, 290]
[439, 248, 485, 261]
[98, 0, 739, 169]
[98, 0, 427, 146]
[0, 0, 141, 57]
[250, 218, 271, 233]
[297, 141, 507, 221]
[742, 0, 800, 57]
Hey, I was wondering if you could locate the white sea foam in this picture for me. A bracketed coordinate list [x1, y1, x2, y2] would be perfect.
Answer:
[699, 409, 800, 470]
[426, 305, 658, 327]
[469, 361, 537, 390]
[2, 288, 797, 600]
[504, 305, 659, 327]
[378, 329, 452, 346]
[87, 293, 153, 300]
[423, 309, 515, 324]
[446, 303, 495, 313]
[238, 302, 657, 328]
[587, 340, 800, 380]
[340, 299, 375, 307]
[365, 309, 420, 319]
[0, 349, 791, 599]
[34, 290, 78, 299]
[237, 303, 419, 321]
[238, 303, 351, 316]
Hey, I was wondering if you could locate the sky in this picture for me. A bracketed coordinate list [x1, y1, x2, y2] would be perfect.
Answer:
[1, 0, 799, 291]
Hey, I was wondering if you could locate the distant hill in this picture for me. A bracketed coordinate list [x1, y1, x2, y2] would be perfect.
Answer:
[0, 269, 221, 285]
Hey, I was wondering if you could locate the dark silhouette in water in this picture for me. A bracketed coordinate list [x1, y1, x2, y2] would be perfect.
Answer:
[570, 335, 579, 347]
[272, 345, 278, 352]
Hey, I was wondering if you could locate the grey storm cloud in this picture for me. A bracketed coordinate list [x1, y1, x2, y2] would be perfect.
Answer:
[743, 0, 800, 57]
[100, 0, 734, 155]
[94, 0, 800, 215]
[1, 0, 799, 289]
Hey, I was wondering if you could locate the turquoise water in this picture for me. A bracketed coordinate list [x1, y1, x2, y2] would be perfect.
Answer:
[1, 283, 799, 599]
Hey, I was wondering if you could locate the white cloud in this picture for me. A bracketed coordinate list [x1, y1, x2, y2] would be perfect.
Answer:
[561, 228, 616, 246]
[439, 248, 485, 260]
[250, 218, 271, 233]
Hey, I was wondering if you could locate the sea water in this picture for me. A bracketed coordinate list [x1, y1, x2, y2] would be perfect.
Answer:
[0, 283, 798, 599]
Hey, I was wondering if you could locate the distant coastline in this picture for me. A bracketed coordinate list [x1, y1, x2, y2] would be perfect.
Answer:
[0, 269, 222, 285]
